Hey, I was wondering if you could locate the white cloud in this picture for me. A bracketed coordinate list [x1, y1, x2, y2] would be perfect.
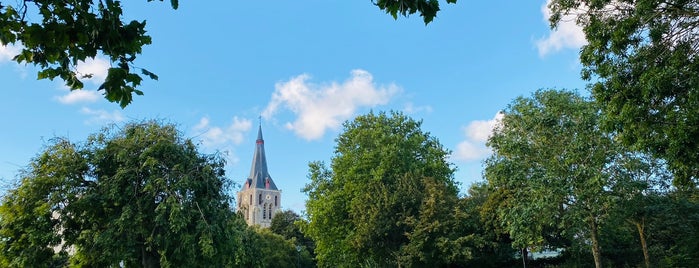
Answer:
[0, 44, 21, 62]
[455, 140, 491, 162]
[453, 112, 504, 162]
[263, 69, 400, 140]
[536, 0, 587, 56]
[76, 57, 110, 84]
[80, 107, 124, 125]
[193, 116, 253, 148]
[53, 56, 110, 104]
[56, 89, 101, 104]
[403, 102, 433, 114]
[192, 116, 253, 167]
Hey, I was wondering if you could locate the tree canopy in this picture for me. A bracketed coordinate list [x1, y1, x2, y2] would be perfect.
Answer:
[302, 111, 470, 267]
[548, 0, 699, 188]
[270, 209, 316, 260]
[238, 226, 314, 268]
[0, 121, 243, 267]
[484, 89, 658, 268]
[0, 0, 456, 107]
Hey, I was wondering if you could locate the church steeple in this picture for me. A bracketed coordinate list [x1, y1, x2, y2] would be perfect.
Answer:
[238, 123, 282, 228]
[245, 124, 278, 190]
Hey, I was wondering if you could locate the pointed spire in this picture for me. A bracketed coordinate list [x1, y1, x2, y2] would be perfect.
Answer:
[256, 123, 264, 144]
[246, 124, 278, 190]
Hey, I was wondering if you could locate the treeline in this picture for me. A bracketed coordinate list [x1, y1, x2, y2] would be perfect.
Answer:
[301, 109, 699, 268]
[0, 121, 323, 267]
[2, 0, 699, 266]
[2, 106, 696, 267]
[0, 121, 316, 267]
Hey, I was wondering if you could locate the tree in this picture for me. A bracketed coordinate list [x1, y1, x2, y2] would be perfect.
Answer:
[548, 0, 699, 188]
[461, 183, 518, 267]
[0, 138, 79, 267]
[238, 226, 314, 268]
[270, 209, 316, 263]
[302, 111, 462, 267]
[484, 89, 652, 268]
[0, 121, 243, 267]
[269, 210, 304, 243]
[607, 156, 672, 268]
[644, 190, 699, 266]
[1, 1, 456, 107]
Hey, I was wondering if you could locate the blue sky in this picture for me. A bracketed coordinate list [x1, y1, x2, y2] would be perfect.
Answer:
[1, 0, 587, 212]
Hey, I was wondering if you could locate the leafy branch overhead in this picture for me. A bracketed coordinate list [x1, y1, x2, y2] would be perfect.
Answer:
[1, 0, 455, 107]
[0, 0, 178, 108]
[374, 0, 458, 24]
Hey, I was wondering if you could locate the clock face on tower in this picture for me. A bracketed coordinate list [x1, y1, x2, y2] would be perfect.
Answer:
[266, 194, 271, 200]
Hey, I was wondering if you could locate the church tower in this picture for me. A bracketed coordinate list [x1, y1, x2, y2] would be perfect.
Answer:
[237, 124, 281, 228]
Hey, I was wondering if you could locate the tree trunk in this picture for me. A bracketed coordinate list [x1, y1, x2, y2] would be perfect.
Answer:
[635, 219, 650, 268]
[590, 219, 603, 268]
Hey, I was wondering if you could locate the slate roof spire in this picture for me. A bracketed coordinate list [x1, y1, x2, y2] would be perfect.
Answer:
[246, 123, 278, 190]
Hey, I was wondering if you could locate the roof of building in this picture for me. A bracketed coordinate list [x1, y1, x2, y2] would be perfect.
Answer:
[244, 125, 278, 190]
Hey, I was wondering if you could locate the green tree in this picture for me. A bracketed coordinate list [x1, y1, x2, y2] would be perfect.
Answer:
[270, 209, 316, 263]
[484, 89, 652, 268]
[397, 177, 516, 267]
[461, 183, 518, 267]
[302, 111, 462, 267]
[0, 121, 243, 267]
[608, 157, 672, 268]
[0, 138, 79, 267]
[239, 226, 314, 268]
[646, 190, 699, 266]
[548, 0, 699, 188]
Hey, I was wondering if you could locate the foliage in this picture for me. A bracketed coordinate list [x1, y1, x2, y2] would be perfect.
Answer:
[395, 176, 471, 266]
[239, 226, 314, 268]
[0, 1, 177, 107]
[373, 0, 458, 24]
[302, 111, 465, 267]
[270, 209, 316, 264]
[548, 0, 699, 188]
[0, 121, 243, 267]
[453, 183, 517, 267]
[648, 191, 699, 266]
[484, 89, 655, 268]
[584, 189, 699, 267]
[0, 139, 79, 268]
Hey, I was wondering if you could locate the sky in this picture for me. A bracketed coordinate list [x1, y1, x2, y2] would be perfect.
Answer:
[0, 0, 587, 213]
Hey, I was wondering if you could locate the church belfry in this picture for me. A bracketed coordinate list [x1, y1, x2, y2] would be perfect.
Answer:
[237, 124, 281, 227]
